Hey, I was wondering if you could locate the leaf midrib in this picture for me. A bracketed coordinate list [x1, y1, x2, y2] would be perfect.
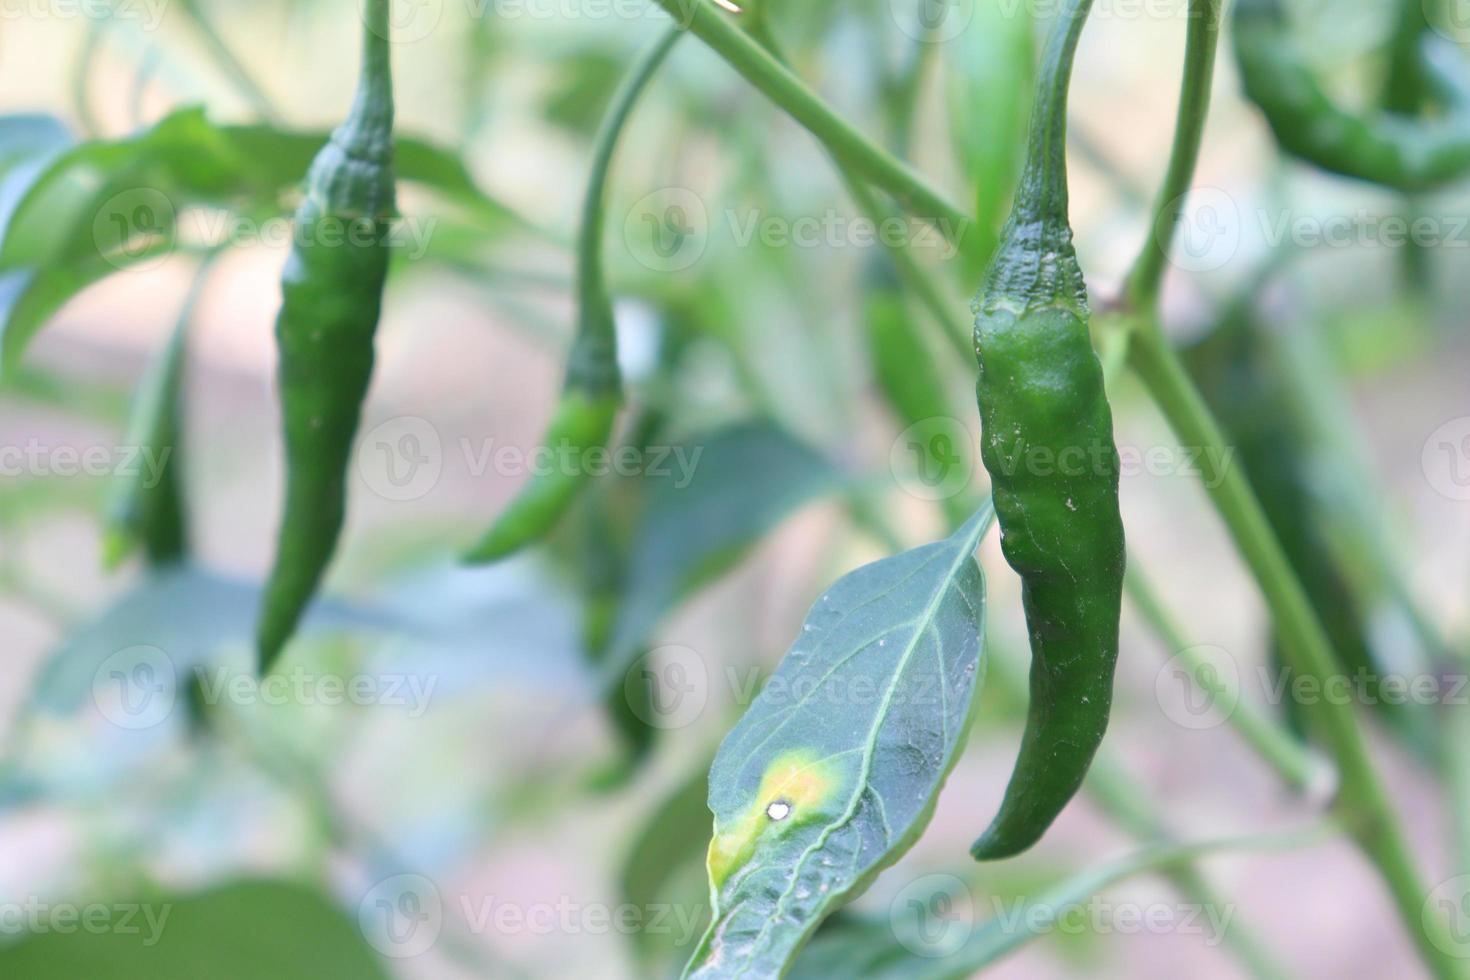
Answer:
[724, 511, 991, 979]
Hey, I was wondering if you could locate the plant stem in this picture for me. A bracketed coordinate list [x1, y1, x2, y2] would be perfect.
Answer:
[1125, 564, 1324, 791]
[1127, 320, 1466, 979]
[1123, 0, 1222, 307]
[841, 168, 972, 361]
[650, 0, 975, 260]
[71, 15, 106, 137]
[1116, 7, 1459, 966]
[1447, 693, 1470, 874]
[178, 0, 284, 125]
[742, 19, 973, 362]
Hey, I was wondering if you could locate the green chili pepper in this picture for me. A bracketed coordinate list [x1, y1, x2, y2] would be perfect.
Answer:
[464, 27, 681, 564]
[1382, 0, 1433, 116]
[256, 0, 396, 673]
[969, 0, 1126, 861]
[103, 257, 215, 570]
[1233, 0, 1470, 191]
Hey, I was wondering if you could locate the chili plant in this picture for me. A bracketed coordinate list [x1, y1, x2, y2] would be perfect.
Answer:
[0, 0, 1468, 978]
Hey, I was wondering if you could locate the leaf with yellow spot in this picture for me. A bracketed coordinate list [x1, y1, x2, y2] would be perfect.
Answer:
[683, 504, 995, 979]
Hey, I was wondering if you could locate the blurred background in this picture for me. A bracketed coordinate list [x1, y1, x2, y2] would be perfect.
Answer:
[0, 0, 1468, 977]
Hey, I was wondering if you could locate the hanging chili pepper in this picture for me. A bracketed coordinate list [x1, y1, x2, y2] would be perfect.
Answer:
[1234, 0, 1470, 191]
[103, 255, 217, 570]
[465, 27, 681, 564]
[969, 0, 1127, 861]
[256, 0, 396, 672]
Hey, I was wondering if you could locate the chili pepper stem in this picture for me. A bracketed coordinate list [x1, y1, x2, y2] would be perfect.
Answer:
[648, 0, 980, 266]
[1128, 319, 1466, 980]
[178, 0, 285, 125]
[1124, 0, 1222, 307]
[1114, 0, 1459, 964]
[747, 22, 972, 363]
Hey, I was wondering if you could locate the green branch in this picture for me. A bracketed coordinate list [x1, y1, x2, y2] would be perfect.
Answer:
[178, 0, 284, 125]
[650, 0, 975, 257]
[1127, 320, 1465, 980]
[1111, 3, 1460, 969]
[1124, 0, 1222, 307]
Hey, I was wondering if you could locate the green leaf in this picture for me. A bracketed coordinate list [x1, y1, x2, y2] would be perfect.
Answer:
[0, 113, 73, 240]
[542, 46, 627, 135]
[0, 107, 543, 372]
[601, 420, 847, 685]
[618, 759, 714, 964]
[0, 109, 237, 271]
[28, 564, 399, 721]
[945, 0, 1035, 278]
[219, 122, 538, 232]
[682, 504, 995, 979]
[0, 242, 173, 373]
[0, 879, 390, 980]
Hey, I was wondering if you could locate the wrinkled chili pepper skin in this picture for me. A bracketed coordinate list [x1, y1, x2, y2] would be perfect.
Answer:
[463, 390, 619, 563]
[257, 3, 395, 673]
[968, 0, 1125, 861]
[970, 302, 1125, 860]
[1234, 0, 1470, 191]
